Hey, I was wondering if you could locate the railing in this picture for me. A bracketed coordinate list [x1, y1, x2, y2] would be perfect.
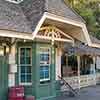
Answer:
[58, 75, 79, 97]
[96, 73, 100, 84]
[61, 75, 96, 89]
[63, 76, 79, 89]
[80, 75, 96, 88]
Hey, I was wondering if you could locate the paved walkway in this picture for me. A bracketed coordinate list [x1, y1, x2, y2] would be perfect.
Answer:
[56, 85, 100, 100]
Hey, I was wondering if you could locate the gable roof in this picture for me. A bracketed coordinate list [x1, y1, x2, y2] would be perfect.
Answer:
[0, 0, 84, 33]
[46, 0, 85, 22]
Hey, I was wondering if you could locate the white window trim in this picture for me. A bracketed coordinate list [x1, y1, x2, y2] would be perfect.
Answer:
[19, 46, 32, 85]
[40, 47, 51, 82]
[5, 0, 23, 4]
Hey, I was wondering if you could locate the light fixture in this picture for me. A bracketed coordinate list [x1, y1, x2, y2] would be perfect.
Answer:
[51, 40, 54, 45]
[24, 39, 26, 43]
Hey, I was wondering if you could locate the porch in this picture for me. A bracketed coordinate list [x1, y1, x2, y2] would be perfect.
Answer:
[60, 44, 100, 92]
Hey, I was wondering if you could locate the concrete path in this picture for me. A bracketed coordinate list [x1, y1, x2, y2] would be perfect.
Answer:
[56, 85, 100, 100]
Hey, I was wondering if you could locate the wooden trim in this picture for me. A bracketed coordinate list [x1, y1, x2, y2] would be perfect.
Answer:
[90, 43, 100, 48]
[43, 12, 92, 45]
[36, 35, 51, 40]
[5, 0, 23, 4]
[77, 56, 80, 89]
[32, 12, 91, 45]
[40, 26, 74, 41]
[39, 47, 51, 82]
[0, 12, 92, 46]
[36, 35, 73, 43]
[33, 14, 47, 39]
[37, 26, 74, 43]
[82, 24, 92, 46]
[0, 30, 33, 40]
[18, 47, 32, 85]
[54, 38, 73, 43]
[44, 12, 84, 27]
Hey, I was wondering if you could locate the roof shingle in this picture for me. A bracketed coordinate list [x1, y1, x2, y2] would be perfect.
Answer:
[0, 0, 84, 33]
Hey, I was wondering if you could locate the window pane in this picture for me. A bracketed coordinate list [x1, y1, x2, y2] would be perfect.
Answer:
[40, 47, 51, 81]
[25, 57, 31, 64]
[45, 71, 49, 78]
[40, 67, 44, 79]
[27, 74, 31, 82]
[40, 54, 44, 61]
[26, 66, 31, 74]
[40, 66, 49, 80]
[20, 57, 25, 64]
[19, 47, 32, 84]
[26, 48, 31, 57]
[20, 48, 25, 57]
[44, 54, 49, 61]
[40, 54, 49, 62]
[20, 66, 25, 73]
[21, 74, 26, 83]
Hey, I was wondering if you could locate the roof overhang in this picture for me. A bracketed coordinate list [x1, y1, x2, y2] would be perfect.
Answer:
[33, 12, 92, 45]
[0, 12, 92, 46]
[90, 43, 100, 48]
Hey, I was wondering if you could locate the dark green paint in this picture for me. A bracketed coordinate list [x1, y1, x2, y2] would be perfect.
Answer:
[0, 41, 61, 100]
[0, 56, 8, 100]
[35, 43, 56, 100]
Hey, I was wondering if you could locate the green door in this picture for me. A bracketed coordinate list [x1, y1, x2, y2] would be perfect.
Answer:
[0, 56, 8, 100]
[35, 45, 56, 100]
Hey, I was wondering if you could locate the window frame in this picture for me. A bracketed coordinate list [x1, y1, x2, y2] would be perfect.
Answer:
[39, 46, 51, 82]
[19, 46, 32, 86]
[39, 47, 51, 82]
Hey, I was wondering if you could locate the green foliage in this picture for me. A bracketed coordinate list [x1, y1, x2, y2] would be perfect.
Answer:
[65, 0, 100, 39]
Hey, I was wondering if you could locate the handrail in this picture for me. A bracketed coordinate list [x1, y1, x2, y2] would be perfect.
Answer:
[58, 75, 78, 96]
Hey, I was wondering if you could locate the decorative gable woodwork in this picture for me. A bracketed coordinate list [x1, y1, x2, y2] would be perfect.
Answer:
[36, 26, 74, 43]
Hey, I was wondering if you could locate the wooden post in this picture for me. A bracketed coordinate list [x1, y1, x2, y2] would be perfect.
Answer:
[77, 55, 80, 90]
[56, 48, 62, 80]
[93, 56, 96, 85]
[8, 38, 17, 87]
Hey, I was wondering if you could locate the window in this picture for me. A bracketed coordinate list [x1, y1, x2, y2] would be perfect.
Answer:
[80, 55, 93, 75]
[39, 47, 51, 82]
[61, 54, 78, 77]
[19, 47, 32, 85]
[6, 0, 23, 4]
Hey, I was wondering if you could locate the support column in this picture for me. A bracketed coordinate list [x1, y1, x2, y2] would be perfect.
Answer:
[56, 48, 62, 80]
[92, 56, 96, 85]
[77, 55, 80, 90]
[8, 39, 17, 87]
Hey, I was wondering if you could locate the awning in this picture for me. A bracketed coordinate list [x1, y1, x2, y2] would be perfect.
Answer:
[66, 45, 100, 56]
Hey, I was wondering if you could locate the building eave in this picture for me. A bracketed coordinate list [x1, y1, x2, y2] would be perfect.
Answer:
[32, 12, 92, 45]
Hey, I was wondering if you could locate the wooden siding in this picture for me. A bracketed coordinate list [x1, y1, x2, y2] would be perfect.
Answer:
[16, 42, 56, 100]
[0, 56, 8, 100]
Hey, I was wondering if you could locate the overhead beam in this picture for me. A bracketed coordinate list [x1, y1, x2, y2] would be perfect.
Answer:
[0, 29, 33, 40]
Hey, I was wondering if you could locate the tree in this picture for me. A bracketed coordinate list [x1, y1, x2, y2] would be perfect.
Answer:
[65, 0, 100, 39]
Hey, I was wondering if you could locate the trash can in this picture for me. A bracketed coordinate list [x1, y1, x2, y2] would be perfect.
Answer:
[8, 86, 24, 100]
